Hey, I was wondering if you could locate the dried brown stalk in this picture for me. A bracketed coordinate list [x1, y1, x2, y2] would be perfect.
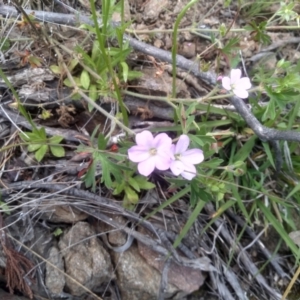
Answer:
[0, 213, 35, 299]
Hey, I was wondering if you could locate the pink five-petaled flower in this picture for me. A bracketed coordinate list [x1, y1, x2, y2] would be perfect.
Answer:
[170, 135, 204, 180]
[128, 130, 172, 176]
[222, 69, 251, 99]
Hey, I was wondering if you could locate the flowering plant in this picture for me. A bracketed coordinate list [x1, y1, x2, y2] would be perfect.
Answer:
[221, 69, 251, 99]
[128, 131, 173, 176]
[128, 131, 204, 180]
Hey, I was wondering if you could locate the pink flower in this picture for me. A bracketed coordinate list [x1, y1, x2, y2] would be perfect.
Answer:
[222, 69, 251, 99]
[170, 135, 204, 180]
[128, 131, 173, 176]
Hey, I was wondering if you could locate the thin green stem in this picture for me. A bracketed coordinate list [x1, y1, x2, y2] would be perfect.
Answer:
[171, 0, 199, 98]
[89, 0, 129, 127]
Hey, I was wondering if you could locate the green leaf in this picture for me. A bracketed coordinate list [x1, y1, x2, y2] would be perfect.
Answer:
[233, 135, 257, 162]
[221, 37, 240, 55]
[121, 61, 129, 82]
[173, 196, 206, 249]
[76, 45, 97, 68]
[0, 68, 37, 130]
[200, 158, 223, 169]
[35, 144, 48, 162]
[89, 84, 98, 101]
[190, 182, 213, 206]
[20, 131, 38, 141]
[186, 115, 195, 131]
[258, 201, 299, 257]
[36, 127, 47, 139]
[262, 98, 276, 121]
[144, 186, 191, 221]
[0, 38, 10, 51]
[189, 134, 216, 147]
[49, 135, 64, 144]
[127, 70, 143, 80]
[28, 143, 42, 152]
[0, 201, 11, 215]
[53, 228, 63, 237]
[99, 157, 113, 188]
[50, 65, 61, 74]
[50, 145, 65, 157]
[134, 176, 155, 190]
[287, 182, 300, 200]
[262, 142, 275, 169]
[80, 70, 90, 90]
[68, 58, 79, 72]
[229, 174, 249, 221]
[113, 181, 125, 195]
[64, 77, 81, 88]
[128, 177, 140, 192]
[83, 160, 96, 191]
[91, 40, 101, 61]
[97, 133, 108, 150]
[71, 93, 81, 100]
[124, 186, 139, 204]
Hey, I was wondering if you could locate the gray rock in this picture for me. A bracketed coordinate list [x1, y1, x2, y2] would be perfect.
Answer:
[142, 0, 168, 23]
[45, 246, 65, 295]
[38, 202, 88, 223]
[111, 244, 178, 300]
[58, 222, 114, 296]
[178, 42, 196, 59]
[133, 67, 190, 100]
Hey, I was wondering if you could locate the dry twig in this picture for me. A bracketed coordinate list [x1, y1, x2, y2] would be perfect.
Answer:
[0, 213, 35, 298]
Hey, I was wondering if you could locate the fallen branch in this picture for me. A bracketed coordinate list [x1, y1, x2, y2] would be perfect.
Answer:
[1, 5, 300, 144]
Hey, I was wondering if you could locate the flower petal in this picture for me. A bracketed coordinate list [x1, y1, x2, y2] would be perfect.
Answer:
[153, 133, 172, 149]
[128, 145, 150, 162]
[222, 76, 231, 91]
[170, 144, 176, 155]
[137, 156, 156, 176]
[157, 147, 173, 162]
[230, 69, 241, 84]
[233, 88, 249, 99]
[238, 77, 251, 90]
[181, 149, 204, 165]
[175, 135, 190, 154]
[170, 160, 185, 176]
[155, 153, 172, 170]
[135, 130, 154, 147]
[181, 163, 197, 180]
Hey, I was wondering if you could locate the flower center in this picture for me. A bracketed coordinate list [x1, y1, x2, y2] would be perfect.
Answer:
[149, 148, 157, 156]
[175, 153, 181, 160]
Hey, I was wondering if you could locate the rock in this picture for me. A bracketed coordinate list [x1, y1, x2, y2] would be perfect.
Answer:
[135, 23, 151, 42]
[182, 31, 194, 42]
[133, 67, 190, 100]
[45, 246, 65, 295]
[178, 42, 196, 59]
[58, 222, 114, 296]
[39, 202, 88, 223]
[111, 244, 179, 300]
[252, 52, 277, 72]
[106, 216, 128, 246]
[164, 34, 172, 49]
[138, 241, 205, 295]
[240, 38, 257, 58]
[153, 39, 163, 48]
[112, 0, 131, 22]
[142, 0, 169, 23]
